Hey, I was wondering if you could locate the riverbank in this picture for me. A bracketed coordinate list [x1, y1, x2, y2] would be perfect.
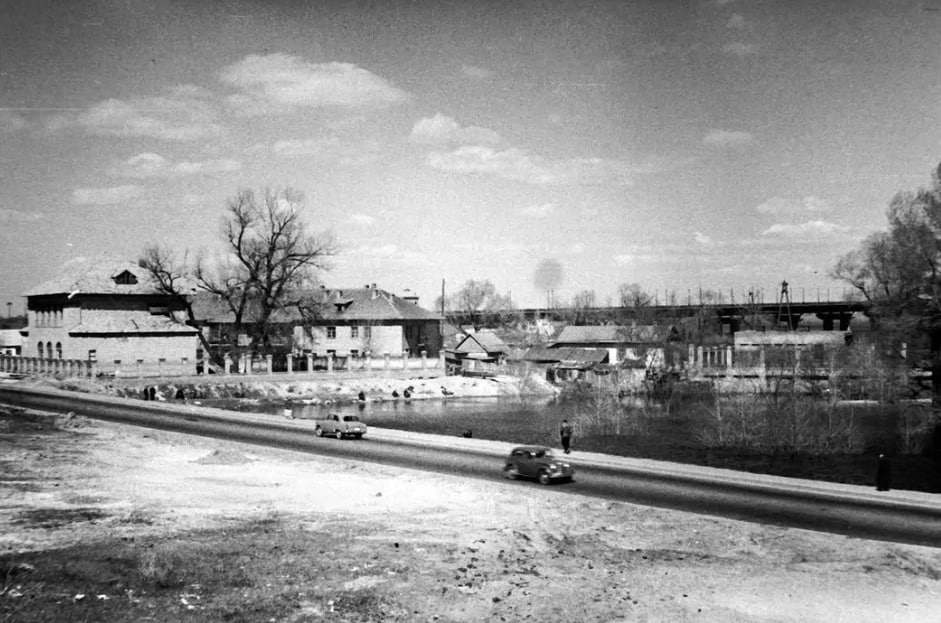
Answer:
[18, 370, 560, 405]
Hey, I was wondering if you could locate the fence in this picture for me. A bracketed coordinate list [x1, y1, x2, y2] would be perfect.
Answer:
[0, 351, 445, 380]
[0, 355, 96, 378]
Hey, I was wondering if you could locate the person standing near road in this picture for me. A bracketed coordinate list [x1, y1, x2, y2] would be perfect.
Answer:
[560, 419, 573, 454]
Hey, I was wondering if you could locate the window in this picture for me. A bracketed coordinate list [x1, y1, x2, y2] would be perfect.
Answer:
[351, 325, 359, 338]
[327, 326, 336, 339]
[364, 326, 372, 338]
[88, 350, 97, 362]
[114, 360, 122, 365]
[350, 349, 359, 357]
[46, 342, 53, 359]
[113, 270, 138, 285]
[37, 342, 44, 358]
[55, 343, 62, 359]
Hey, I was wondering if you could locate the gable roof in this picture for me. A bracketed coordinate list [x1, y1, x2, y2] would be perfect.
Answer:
[25, 257, 176, 297]
[190, 286, 442, 324]
[518, 346, 609, 364]
[453, 330, 509, 354]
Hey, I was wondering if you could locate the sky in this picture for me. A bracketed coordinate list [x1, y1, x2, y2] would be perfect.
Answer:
[3, 0, 941, 312]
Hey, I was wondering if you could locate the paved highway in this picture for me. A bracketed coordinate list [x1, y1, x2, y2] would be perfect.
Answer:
[1, 384, 939, 548]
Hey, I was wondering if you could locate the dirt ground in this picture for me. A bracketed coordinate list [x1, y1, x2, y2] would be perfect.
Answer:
[1, 408, 940, 622]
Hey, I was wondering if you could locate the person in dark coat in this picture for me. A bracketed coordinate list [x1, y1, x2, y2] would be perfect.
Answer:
[560, 419, 573, 454]
[876, 454, 892, 491]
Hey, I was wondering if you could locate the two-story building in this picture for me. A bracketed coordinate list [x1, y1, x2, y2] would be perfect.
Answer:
[293, 284, 443, 359]
[192, 284, 443, 363]
[23, 258, 199, 375]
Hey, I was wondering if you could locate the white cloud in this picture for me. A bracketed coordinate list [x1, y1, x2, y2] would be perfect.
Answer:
[755, 196, 831, 215]
[427, 146, 556, 184]
[173, 158, 240, 175]
[272, 137, 381, 165]
[113, 153, 240, 177]
[115, 153, 169, 177]
[71, 185, 142, 206]
[427, 146, 635, 186]
[694, 231, 713, 245]
[70, 87, 221, 140]
[348, 214, 376, 226]
[220, 53, 408, 115]
[0, 110, 28, 133]
[761, 220, 849, 238]
[703, 129, 754, 147]
[462, 64, 494, 79]
[614, 254, 634, 266]
[722, 42, 758, 56]
[0, 208, 44, 222]
[410, 114, 501, 145]
[522, 203, 554, 218]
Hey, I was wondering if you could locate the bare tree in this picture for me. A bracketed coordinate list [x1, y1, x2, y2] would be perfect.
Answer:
[139, 245, 218, 365]
[195, 188, 337, 355]
[617, 282, 655, 324]
[143, 188, 336, 361]
[567, 289, 597, 324]
[438, 279, 515, 331]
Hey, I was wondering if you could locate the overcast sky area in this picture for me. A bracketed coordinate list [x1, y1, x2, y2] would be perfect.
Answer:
[3, 0, 941, 311]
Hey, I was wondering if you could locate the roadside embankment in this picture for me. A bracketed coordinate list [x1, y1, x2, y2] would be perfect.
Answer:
[10, 370, 559, 405]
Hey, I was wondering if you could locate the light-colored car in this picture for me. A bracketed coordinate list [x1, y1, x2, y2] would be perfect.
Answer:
[314, 414, 367, 439]
[503, 445, 575, 484]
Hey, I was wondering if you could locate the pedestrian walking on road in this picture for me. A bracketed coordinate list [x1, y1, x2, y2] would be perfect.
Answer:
[560, 419, 573, 454]
[876, 453, 892, 491]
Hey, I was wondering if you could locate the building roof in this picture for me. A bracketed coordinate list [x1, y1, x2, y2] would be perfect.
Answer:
[518, 346, 609, 364]
[25, 257, 180, 298]
[453, 330, 509, 354]
[191, 286, 442, 324]
[554, 325, 667, 345]
[68, 310, 197, 335]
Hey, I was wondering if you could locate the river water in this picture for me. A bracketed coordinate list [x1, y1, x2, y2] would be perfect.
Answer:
[214, 394, 940, 492]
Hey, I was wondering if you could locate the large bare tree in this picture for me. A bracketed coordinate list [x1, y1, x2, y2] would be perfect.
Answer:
[436, 279, 515, 331]
[142, 188, 337, 362]
[196, 188, 337, 354]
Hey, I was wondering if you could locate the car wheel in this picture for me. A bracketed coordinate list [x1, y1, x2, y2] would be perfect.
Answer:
[354, 433, 364, 439]
[315, 427, 323, 437]
[538, 471, 551, 485]
[504, 465, 519, 479]
[335, 429, 344, 440]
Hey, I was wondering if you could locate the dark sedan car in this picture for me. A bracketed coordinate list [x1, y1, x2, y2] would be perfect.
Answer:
[503, 445, 575, 484]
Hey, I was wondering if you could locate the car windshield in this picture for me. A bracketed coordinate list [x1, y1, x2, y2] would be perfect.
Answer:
[534, 450, 554, 459]
[343, 416, 360, 422]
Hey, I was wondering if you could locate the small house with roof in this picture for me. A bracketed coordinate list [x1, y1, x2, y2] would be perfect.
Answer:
[23, 258, 199, 375]
[445, 329, 511, 373]
[551, 324, 682, 368]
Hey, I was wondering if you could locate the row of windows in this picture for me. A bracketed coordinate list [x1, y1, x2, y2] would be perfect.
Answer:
[37, 341, 62, 359]
[326, 326, 371, 340]
[34, 309, 64, 327]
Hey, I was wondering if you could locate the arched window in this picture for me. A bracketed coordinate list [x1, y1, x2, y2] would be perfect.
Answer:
[46, 342, 53, 359]
[38, 342, 44, 358]
[56, 342, 62, 359]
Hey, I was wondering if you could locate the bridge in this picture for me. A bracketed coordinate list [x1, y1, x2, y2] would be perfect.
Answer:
[452, 300, 870, 331]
